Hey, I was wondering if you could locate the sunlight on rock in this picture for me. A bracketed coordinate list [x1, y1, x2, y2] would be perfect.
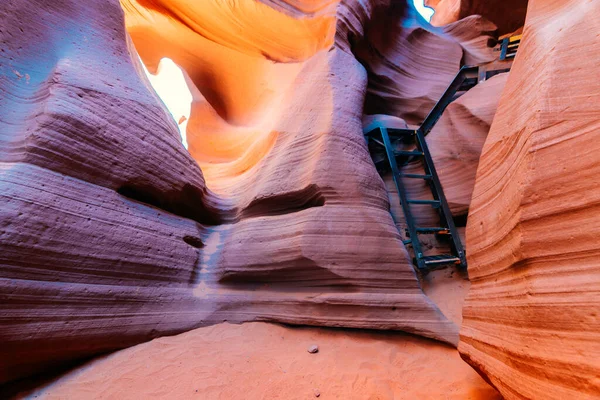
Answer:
[141, 57, 192, 148]
[413, 0, 435, 21]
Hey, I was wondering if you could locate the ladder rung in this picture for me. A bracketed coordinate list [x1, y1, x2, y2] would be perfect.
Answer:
[406, 199, 440, 207]
[402, 239, 412, 245]
[394, 150, 423, 157]
[421, 254, 461, 265]
[509, 35, 522, 42]
[416, 227, 449, 234]
[401, 173, 432, 180]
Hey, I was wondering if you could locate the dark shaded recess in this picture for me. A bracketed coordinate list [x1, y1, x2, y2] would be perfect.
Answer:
[349, 0, 407, 63]
[239, 183, 325, 220]
[117, 182, 221, 225]
[0, 326, 179, 397]
[0, 358, 88, 398]
[460, 0, 529, 36]
[459, 351, 498, 390]
[487, 37, 499, 48]
[219, 257, 355, 289]
[349, 0, 408, 117]
[183, 235, 204, 248]
[186, 221, 206, 286]
[453, 213, 468, 227]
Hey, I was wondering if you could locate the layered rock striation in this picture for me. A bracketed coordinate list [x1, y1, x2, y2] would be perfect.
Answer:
[0, 0, 223, 383]
[459, 0, 600, 398]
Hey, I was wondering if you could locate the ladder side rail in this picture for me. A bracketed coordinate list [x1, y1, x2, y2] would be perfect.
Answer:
[415, 128, 467, 268]
[414, 137, 447, 235]
[500, 38, 509, 60]
[380, 127, 427, 271]
[415, 136, 442, 208]
[420, 66, 478, 135]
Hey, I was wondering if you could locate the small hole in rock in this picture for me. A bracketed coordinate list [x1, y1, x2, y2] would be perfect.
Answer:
[183, 235, 203, 248]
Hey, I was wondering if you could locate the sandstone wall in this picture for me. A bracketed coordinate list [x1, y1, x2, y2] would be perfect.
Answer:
[0, 0, 539, 387]
[459, 0, 600, 398]
[428, 0, 528, 35]
[0, 0, 220, 383]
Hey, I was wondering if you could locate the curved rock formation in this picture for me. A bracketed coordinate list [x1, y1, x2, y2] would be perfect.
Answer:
[119, 0, 338, 126]
[355, 10, 496, 125]
[418, 72, 509, 216]
[459, 0, 600, 398]
[428, 0, 529, 35]
[1, 0, 541, 388]
[0, 0, 220, 383]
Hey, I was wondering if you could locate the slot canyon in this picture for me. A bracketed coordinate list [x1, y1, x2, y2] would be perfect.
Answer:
[0, 0, 598, 398]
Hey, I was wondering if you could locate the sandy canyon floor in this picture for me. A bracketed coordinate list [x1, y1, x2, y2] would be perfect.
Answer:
[15, 271, 499, 399]
[23, 322, 499, 400]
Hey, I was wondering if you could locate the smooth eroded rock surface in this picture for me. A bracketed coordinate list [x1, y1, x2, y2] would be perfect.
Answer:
[0, 0, 218, 382]
[428, 0, 529, 35]
[459, 0, 600, 398]
[23, 322, 501, 400]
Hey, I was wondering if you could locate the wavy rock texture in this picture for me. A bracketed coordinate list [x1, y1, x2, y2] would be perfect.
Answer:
[0, 0, 220, 383]
[0, 1, 218, 222]
[0, 0, 499, 384]
[356, 11, 496, 124]
[428, 0, 529, 35]
[119, 0, 338, 127]
[119, 0, 458, 346]
[459, 0, 600, 398]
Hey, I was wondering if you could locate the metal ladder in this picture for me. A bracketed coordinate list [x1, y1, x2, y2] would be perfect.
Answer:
[499, 34, 522, 60]
[365, 66, 480, 273]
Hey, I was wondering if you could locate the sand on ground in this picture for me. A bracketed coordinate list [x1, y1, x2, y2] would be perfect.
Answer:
[25, 321, 500, 400]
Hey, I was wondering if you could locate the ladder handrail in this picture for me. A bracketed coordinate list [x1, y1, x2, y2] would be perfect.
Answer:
[380, 128, 426, 263]
[420, 66, 479, 135]
[415, 128, 466, 267]
[364, 65, 479, 138]
[364, 65, 480, 272]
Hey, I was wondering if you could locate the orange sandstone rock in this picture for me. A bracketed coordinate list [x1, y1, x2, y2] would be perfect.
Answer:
[428, 0, 529, 35]
[24, 322, 501, 400]
[119, 0, 338, 126]
[0, 0, 525, 389]
[459, 0, 600, 398]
